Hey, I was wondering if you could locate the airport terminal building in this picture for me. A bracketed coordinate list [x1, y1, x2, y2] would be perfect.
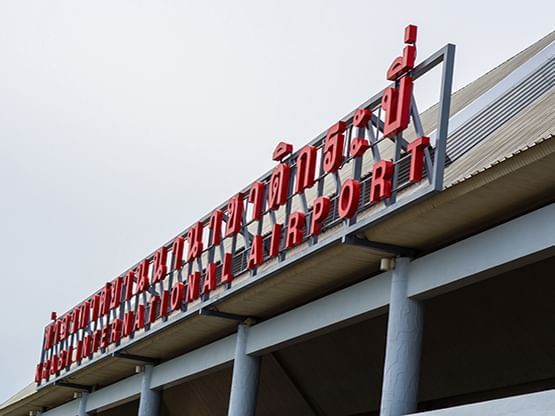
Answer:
[1, 28, 554, 416]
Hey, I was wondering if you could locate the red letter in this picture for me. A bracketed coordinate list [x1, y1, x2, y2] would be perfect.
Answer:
[79, 301, 90, 329]
[338, 179, 360, 218]
[272, 141, 293, 161]
[209, 210, 223, 246]
[386, 25, 417, 81]
[310, 196, 331, 235]
[171, 236, 185, 271]
[370, 160, 394, 202]
[221, 252, 234, 283]
[124, 271, 135, 300]
[353, 108, 372, 128]
[148, 295, 160, 323]
[267, 164, 290, 210]
[248, 182, 265, 221]
[286, 212, 305, 248]
[90, 294, 101, 322]
[135, 259, 150, 294]
[202, 263, 217, 295]
[225, 194, 244, 236]
[35, 363, 43, 383]
[152, 246, 168, 283]
[247, 235, 263, 270]
[186, 272, 201, 303]
[99, 282, 112, 316]
[111, 319, 123, 344]
[170, 282, 185, 311]
[407, 136, 430, 182]
[123, 311, 135, 338]
[187, 222, 204, 262]
[110, 277, 123, 310]
[323, 121, 346, 173]
[160, 290, 170, 317]
[295, 146, 317, 194]
[134, 304, 145, 331]
[269, 224, 282, 257]
[382, 76, 413, 138]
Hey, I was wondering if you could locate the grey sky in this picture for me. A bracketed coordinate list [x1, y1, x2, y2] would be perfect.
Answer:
[0, 0, 553, 402]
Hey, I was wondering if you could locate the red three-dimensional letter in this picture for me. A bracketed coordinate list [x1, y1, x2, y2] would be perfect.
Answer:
[187, 222, 204, 262]
[221, 252, 234, 283]
[323, 121, 346, 173]
[269, 224, 282, 257]
[247, 235, 264, 270]
[267, 164, 290, 210]
[186, 272, 201, 303]
[286, 212, 305, 248]
[295, 146, 317, 194]
[209, 210, 223, 246]
[407, 136, 430, 182]
[152, 246, 168, 283]
[310, 196, 331, 235]
[225, 194, 244, 236]
[248, 182, 265, 221]
[338, 179, 360, 218]
[109, 277, 123, 309]
[135, 259, 150, 294]
[382, 76, 413, 138]
[202, 263, 217, 295]
[370, 160, 394, 202]
[171, 236, 185, 271]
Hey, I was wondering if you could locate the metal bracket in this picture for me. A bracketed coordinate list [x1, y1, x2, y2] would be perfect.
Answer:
[199, 307, 257, 325]
[111, 351, 160, 365]
[341, 235, 417, 257]
[54, 381, 92, 392]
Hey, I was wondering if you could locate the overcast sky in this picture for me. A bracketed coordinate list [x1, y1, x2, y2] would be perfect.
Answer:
[0, 0, 553, 403]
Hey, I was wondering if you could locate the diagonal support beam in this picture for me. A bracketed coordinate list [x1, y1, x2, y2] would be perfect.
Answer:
[112, 351, 160, 365]
[199, 307, 257, 325]
[341, 235, 417, 257]
[54, 381, 92, 392]
[269, 353, 324, 416]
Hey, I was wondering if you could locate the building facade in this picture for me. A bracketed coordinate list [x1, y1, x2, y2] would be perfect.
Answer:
[1, 28, 554, 416]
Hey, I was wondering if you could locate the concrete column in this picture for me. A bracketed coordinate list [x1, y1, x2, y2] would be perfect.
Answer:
[138, 364, 160, 416]
[380, 257, 424, 416]
[78, 392, 88, 416]
[228, 324, 261, 416]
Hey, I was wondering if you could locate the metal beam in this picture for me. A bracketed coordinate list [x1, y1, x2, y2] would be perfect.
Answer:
[341, 235, 417, 257]
[407, 203, 555, 298]
[412, 389, 555, 416]
[53, 382, 92, 393]
[199, 307, 257, 324]
[269, 353, 323, 416]
[111, 351, 160, 365]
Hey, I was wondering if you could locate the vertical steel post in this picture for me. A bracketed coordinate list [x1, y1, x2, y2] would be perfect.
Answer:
[380, 257, 423, 416]
[228, 324, 261, 416]
[78, 392, 88, 416]
[138, 365, 160, 416]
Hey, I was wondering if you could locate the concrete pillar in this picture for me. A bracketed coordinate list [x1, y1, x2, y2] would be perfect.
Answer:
[228, 324, 261, 416]
[380, 257, 424, 416]
[78, 392, 88, 416]
[138, 364, 160, 416]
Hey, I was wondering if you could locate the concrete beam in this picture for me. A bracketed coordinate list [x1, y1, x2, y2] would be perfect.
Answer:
[246, 271, 392, 355]
[408, 388, 555, 416]
[408, 203, 555, 298]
